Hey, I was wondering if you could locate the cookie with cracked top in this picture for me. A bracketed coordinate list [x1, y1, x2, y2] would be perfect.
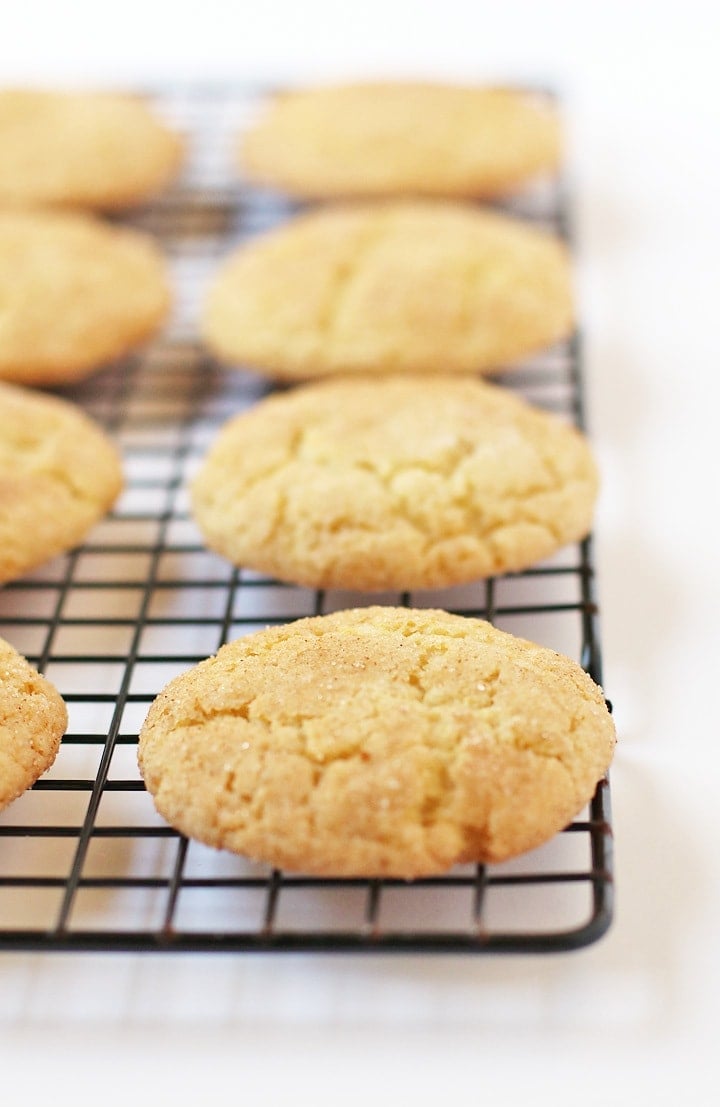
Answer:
[0, 88, 182, 209]
[202, 200, 573, 380]
[0, 636, 67, 812]
[190, 374, 597, 591]
[0, 210, 171, 386]
[138, 606, 615, 877]
[0, 382, 123, 583]
[240, 82, 560, 200]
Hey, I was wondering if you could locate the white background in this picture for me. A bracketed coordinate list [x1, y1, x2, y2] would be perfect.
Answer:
[2, 1, 719, 1103]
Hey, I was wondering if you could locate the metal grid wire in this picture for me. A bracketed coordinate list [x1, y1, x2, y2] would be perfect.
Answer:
[0, 85, 613, 953]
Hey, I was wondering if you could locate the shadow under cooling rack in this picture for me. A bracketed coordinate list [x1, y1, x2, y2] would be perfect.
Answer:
[0, 84, 613, 954]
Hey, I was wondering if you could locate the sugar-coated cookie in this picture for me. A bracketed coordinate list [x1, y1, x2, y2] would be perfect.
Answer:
[0, 210, 171, 385]
[241, 83, 560, 199]
[202, 201, 573, 379]
[191, 375, 597, 591]
[0, 89, 182, 209]
[0, 636, 67, 812]
[138, 606, 615, 877]
[0, 382, 123, 583]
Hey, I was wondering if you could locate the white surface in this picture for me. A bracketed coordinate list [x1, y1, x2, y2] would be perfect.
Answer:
[2, 1, 719, 1103]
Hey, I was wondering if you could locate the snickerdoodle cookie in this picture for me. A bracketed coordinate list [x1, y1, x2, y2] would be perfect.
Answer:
[202, 201, 573, 379]
[190, 375, 597, 591]
[0, 210, 171, 385]
[0, 636, 67, 812]
[138, 606, 615, 877]
[0, 89, 182, 209]
[0, 382, 123, 583]
[240, 83, 560, 199]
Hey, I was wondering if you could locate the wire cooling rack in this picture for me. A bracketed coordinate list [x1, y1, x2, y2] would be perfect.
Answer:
[0, 85, 613, 953]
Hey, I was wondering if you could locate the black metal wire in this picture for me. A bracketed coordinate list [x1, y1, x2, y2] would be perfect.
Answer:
[0, 85, 613, 953]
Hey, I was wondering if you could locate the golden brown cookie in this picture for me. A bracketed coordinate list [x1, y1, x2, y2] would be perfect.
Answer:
[241, 83, 560, 199]
[190, 375, 597, 591]
[0, 382, 123, 583]
[0, 210, 171, 385]
[0, 636, 67, 812]
[138, 606, 615, 877]
[202, 201, 573, 379]
[0, 89, 182, 209]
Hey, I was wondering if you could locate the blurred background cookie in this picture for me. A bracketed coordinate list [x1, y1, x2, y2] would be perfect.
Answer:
[191, 374, 597, 591]
[0, 89, 182, 209]
[202, 201, 573, 379]
[241, 82, 560, 200]
[0, 635, 67, 813]
[0, 210, 171, 385]
[0, 382, 123, 583]
[138, 606, 615, 877]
